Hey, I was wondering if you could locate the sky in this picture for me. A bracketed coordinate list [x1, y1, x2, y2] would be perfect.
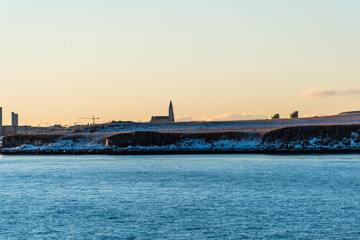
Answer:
[0, 0, 359, 126]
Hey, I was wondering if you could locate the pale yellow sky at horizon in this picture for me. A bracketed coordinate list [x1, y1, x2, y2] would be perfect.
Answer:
[0, 0, 359, 126]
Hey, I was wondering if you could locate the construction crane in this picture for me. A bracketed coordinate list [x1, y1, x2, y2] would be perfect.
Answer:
[78, 115, 100, 125]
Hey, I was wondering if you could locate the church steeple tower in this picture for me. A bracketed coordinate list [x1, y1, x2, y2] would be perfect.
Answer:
[169, 101, 175, 122]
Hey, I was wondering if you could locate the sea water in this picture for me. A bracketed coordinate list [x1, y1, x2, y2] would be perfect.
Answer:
[0, 154, 359, 239]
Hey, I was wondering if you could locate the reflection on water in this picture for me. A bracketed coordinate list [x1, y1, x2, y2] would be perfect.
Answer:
[0, 154, 359, 239]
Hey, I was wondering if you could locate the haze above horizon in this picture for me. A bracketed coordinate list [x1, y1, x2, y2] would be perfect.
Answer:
[1, 0, 359, 126]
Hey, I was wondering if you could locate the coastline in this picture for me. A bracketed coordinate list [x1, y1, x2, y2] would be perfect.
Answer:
[2, 148, 360, 155]
[2, 118, 360, 155]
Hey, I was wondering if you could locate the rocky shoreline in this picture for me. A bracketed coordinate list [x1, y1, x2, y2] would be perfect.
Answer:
[1, 123, 360, 155]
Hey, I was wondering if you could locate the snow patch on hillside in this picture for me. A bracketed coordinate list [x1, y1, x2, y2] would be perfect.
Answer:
[3, 137, 262, 152]
[10, 139, 109, 152]
[264, 132, 360, 151]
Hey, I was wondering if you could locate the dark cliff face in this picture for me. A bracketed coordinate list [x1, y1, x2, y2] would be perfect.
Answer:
[1, 133, 95, 148]
[104, 131, 258, 147]
[1, 131, 259, 149]
[262, 124, 360, 143]
[2, 134, 64, 148]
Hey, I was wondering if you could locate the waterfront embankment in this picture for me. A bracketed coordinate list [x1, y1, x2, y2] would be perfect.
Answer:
[1, 122, 360, 154]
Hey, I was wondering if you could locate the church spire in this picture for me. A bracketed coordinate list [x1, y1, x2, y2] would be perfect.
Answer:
[169, 100, 175, 122]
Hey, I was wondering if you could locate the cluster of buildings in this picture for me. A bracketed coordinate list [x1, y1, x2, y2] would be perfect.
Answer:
[1, 100, 303, 137]
[269, 111, 299, 120]
[0, 107, 67, 136]
[0, 107, 26, 136]
[0, 100, 177, 136]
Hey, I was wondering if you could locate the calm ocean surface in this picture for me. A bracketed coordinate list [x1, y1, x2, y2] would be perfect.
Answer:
[0, 154, 359, 239]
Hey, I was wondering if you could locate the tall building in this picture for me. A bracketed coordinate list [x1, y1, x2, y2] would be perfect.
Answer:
[0, 107, 2, 135]
[15, 113, 19, 126]
[11, 112, 15, 126]
[12, 112, 19, 127]
[150, 101, 175, 123]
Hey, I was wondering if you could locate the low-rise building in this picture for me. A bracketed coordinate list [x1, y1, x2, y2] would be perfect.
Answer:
[288, 111, 299, 119]
[269, 113, 280, 120]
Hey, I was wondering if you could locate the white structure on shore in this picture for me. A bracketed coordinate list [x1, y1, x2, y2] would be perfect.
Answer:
[150, 101, 175, 123]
